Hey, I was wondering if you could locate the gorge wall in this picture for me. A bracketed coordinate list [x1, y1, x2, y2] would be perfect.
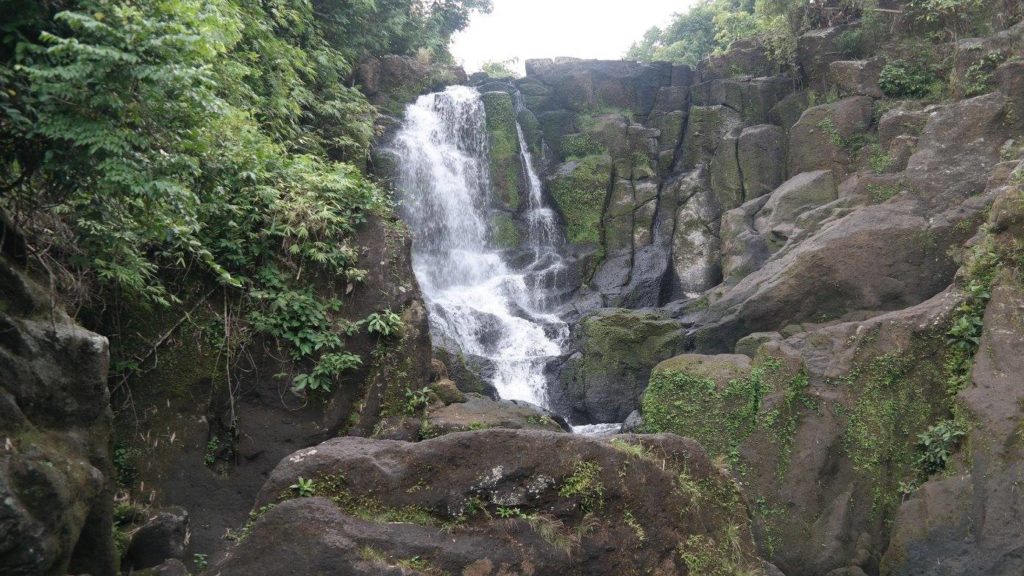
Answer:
[3, 6, 1024, 576]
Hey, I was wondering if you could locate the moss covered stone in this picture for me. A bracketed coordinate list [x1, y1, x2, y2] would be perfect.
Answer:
[559, 309, 684, 423]
[549, 154, 612, 246]
[481, 91, 522, 212]
[490, 212, 520, 249]
[641, 354, 755, 458]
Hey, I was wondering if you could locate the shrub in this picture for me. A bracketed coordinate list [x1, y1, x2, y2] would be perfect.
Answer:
[879, 60, 942, 98]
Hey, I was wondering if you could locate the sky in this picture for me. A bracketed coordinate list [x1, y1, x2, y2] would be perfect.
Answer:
[450, 0, 697, 73]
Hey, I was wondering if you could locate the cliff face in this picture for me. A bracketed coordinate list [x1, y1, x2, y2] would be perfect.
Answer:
[478, 17, 1024, 576]
[0, 231, 116, 575]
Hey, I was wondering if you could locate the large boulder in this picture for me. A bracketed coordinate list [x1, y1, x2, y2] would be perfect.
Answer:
[879, 177, 1024, 576]
[524, 58, 672, 116]
[691, 76, 795, 125]
[212, 430, 770, 576]
[754, 170, 839, 246]
[739, 124, 788, 199]
[644, 286, 972, 575]
[904, 92, 1009, 208]
[422, 394, 570, 437]
[689, 193, 987, 352]
[788, 96, 874, 179]
[357, 55, 466, 114]
[553, 309, 684, 423]
[829, 59, 884, 98]
[0, 255, 116, 576]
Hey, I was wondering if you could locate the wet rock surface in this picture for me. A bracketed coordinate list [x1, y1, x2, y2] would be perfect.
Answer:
[0, 255, 116, 576]
[211, 430, 770, 576]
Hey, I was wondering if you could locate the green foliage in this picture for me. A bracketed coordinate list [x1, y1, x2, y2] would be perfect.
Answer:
[0, 0, 488, 398]
[904, 0, 994, 39]
[480, 57, 520, 79]
[367, 309, 404, 338]
[205, 437, 220, 466]
[879, 59, 944, 99]
[916, 418, 967, 475]
[868, 183, 901, 203]
[561, 133, 605, 160]
[960, 51, 1006, 97]
[549, 154, 610, 246]
[403, 386, 432, 414]
[559, 461, 605, 512]
[625, 0, 805, 68]
[289, 476, 316, 497]
[495, 506, 521, 518]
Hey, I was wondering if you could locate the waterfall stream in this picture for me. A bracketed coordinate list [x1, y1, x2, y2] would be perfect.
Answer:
[390, 86, 568, 408]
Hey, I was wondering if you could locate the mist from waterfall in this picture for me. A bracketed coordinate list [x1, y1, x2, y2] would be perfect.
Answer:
[389, 86, 567, 407]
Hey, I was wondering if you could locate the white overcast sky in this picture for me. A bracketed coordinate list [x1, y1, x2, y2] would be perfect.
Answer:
[451, 0, 698, 73]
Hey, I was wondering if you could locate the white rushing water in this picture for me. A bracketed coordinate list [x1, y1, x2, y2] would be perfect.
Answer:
[390, 86, 567, 407]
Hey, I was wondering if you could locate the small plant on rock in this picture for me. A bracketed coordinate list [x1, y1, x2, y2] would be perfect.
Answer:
[404, 386, 432, 414]
[916, 419, 967, 476]
[366, 309, 404, 338]
[559, 461, 605, 512]
[290, 476, 316, 497]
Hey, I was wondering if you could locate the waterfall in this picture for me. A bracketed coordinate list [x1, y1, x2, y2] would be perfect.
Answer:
[390, 86, 567, 407]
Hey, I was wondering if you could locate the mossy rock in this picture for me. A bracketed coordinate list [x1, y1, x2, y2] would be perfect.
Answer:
[481, 91, 522, 212]
[490, 212, 520, 249]
[549, 155, 612, 246]
[640, 354, 755, 457]
[557, 309, 684, 423]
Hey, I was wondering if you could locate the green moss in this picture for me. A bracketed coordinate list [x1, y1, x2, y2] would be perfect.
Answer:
[559, 461, 604, 512]
[641, 357, 764, 463]
[561, 132, 605, 159]
[549, 154, 611, 246]
[677, 525, 760, 576]
[307, 474, 440, 526]
[579, 310, 681, 377]
[868, 183, 901, 203]
[490, 213, 520, 249]
[481, 91, 521, 212]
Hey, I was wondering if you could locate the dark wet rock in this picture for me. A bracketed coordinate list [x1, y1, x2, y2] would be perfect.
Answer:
[797, 25, 855, 91]
[432, 348, 500, 400]
[769, 91, 810, 131]
[124, 507, 189, 571]
[754, 170, 838, 246]
[0, 256, 116, 576]
[691, 75, 795, 125]
[788, 96, 874, 179]
[880, 181, 1024, 575]
[423, 394, 570, 437]
[357, 55, 466, 114]
[905, 93, 1009, 208]
[620, 410, 644, 433]
[829, 58, 884, 98]
[702, 38, 779, 80]
[733, 332, 782, 357]
[552, 308, 684, 423]
[721, 196, 772, 283]
[212, 431, 769, 576]
[877, 107, 929, 149]
[136, 558, 189, 576]
[524, 58, 672, 117]
[739, 124, 788, 200]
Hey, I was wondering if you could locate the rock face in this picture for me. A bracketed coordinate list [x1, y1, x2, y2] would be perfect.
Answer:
[107, 214, 433, 560]
[357, 55, 467, 114]
[880, 180, 1024, 575]
[551, 308, 685, 423]
[211, 430, 769, 576]
[0, 254, 116, 575]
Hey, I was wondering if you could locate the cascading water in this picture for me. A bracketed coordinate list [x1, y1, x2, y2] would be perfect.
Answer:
[390, 86, 568, 407]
